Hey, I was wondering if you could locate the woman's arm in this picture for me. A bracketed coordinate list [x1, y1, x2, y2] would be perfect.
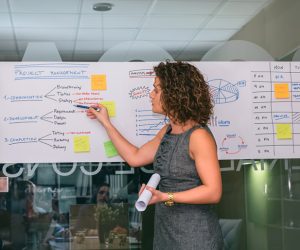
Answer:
[87, 104, 167, 167]
[143, 128, 222, 204]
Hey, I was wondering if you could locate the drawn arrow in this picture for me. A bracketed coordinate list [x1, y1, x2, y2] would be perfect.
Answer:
[38, 134, 53, 148]
[44, 86, 57, 101]
[40, 111, 54, 123]
[221, 135, 246, 154]
[238, 136, 245, 144]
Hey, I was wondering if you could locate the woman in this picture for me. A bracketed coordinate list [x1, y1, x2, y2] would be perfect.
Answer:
[87, 61, 224, 249]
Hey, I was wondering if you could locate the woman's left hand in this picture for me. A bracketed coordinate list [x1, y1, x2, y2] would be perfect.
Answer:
[138, 184, 168, 205]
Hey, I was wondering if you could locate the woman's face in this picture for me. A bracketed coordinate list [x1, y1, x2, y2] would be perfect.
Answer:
[150, 77, 164, 114]
[0, 177, 8, 192]
[97, 185, 109, 204]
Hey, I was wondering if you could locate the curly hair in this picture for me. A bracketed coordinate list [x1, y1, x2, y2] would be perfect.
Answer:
[153, 61, 213, 126]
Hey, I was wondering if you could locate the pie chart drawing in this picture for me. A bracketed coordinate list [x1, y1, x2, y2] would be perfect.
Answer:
[208, 79, 244, 104]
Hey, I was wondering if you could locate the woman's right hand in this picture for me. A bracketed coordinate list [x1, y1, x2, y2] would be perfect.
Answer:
[86, 104, 111, 128]
[138, 183, 168, 205]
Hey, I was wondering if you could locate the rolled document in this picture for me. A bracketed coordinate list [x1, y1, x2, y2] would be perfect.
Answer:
[135, 173, 161, 211]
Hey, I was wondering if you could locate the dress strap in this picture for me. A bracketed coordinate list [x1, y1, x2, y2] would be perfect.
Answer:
[186, 124, 204, 135]
[165, 124, 172, 134]
[185, 124, 209, 141]
[186, 125, 217, 146]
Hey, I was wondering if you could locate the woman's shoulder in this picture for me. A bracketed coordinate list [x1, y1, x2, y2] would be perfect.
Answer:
[189, 126, 217, 159]
[189, 126, 215, 145]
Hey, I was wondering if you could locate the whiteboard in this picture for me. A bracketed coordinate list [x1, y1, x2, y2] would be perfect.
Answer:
[0, 61, 299, 163]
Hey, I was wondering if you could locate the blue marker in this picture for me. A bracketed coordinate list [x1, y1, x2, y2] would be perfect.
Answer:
[74, 104, 100, 112]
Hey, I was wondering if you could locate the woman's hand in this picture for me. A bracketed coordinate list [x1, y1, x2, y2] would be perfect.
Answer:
[86, 104, 111, 128]
[138, 184, 168, 205]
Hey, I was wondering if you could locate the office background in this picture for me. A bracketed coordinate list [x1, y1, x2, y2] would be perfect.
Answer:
[1, 0, 300, 249]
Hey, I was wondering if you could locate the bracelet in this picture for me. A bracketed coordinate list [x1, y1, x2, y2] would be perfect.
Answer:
[164, 192, 174, 207]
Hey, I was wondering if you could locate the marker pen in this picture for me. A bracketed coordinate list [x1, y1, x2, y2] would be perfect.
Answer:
[74, 104, 100, 112]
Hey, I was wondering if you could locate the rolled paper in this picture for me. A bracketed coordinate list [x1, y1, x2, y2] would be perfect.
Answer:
[135, 173, 161, 211]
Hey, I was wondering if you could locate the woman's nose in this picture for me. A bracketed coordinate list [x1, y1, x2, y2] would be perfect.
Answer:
[149, 90, 154, 99]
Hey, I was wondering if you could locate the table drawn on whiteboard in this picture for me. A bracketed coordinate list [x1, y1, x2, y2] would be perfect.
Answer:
[250, 62, 300, 157]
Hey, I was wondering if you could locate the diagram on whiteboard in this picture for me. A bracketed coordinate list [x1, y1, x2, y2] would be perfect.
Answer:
[208, 79, 246, 104]
[219, 134, 248, 155]
[135, 109, 167, 136]
[128, 86, 151, 100]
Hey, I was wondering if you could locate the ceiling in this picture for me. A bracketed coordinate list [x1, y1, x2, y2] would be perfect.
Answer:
[0, 0, 273, 62]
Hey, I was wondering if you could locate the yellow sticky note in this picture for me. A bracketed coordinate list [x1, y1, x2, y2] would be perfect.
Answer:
[274, 83, 289, 99]
[74, 136, 90, 152]
[91, 74, 106, 90]
[100, 101, 116, 117]
[276, 124, 292, 139]
[104, 141, 118, 158]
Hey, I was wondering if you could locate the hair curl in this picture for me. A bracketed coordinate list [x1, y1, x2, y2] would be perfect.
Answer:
[153, 61, 213, 126]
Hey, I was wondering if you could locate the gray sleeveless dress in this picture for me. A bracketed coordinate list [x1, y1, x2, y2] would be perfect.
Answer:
[153, 125, 224, 250]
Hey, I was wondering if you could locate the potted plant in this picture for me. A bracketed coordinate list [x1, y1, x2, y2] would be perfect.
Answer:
[94, 204, 120, 244]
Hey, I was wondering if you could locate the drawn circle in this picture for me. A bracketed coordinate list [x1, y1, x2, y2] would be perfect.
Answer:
[208, 79, 239, 104]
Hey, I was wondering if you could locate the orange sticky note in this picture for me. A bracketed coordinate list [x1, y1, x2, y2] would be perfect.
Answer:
[100, 101, 116, 117]
[73, 136, 90, 152]
[274, 83, 289, 99]
[91, 74, 106, 90]
[276, 124, 292, 139]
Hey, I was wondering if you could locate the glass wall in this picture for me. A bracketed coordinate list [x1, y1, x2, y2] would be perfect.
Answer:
[1, 160, 300, 250]
[0, 163, 148, 250]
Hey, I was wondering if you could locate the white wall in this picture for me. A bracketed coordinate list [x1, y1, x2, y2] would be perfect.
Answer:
[231, 0, 300, 60]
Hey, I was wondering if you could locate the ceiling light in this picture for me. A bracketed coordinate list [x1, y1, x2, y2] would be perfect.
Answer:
[93, 3, 113, 11]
